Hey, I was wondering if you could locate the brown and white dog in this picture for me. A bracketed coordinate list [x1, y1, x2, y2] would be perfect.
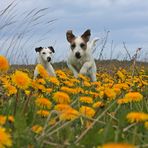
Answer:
[66, 29, 99, 82]
[34, 46, 56, 79]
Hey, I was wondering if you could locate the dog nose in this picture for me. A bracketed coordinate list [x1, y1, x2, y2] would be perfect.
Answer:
[47, 57, 51, 62]
[75, 52, 81, 59]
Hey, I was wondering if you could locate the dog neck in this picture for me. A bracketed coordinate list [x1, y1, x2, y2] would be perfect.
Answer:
[37, 55, 52, 68]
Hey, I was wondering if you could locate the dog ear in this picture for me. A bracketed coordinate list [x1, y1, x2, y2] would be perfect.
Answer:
[35, 47, 43, 52]
[48, 46, 55, 53]
[81, 29, 91, 42]
[66, 30, 75, 43]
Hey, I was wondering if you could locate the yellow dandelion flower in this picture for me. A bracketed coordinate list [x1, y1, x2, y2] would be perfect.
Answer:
[37, 110, 50, 117]
[96, 86, 105, 91]
[113, 84, 123, 89]
[144, 121, 148, 129]
[84, 90, 89, 94]
[59, 108, 80, 121]
[97, 91, 104, 99]
[48, 77, 59, 86]
[76, 87, 84, 93]
[119, 83, 130, 90]
[93, 101, 104, 108]
[36, 64, 49, 78]
[102, 143, 135, 148]
[125, 92, 143, 102]
[0, 127, 12, 148]
[53, 91, 71, 104]
[3, 83, 17, 96]
[8, 116, 14, 123]
[91, 81, 101, 87]
[121, 68, 127, 74]
[36, 78, 46, 84]
[78, 74, 89, 81]
[117, 70, 126, 81]
[56, 70, 68, 80]
[103, 78, 110, 83]
[32, 125, 43, 134]
[31, 81, 46, 92]
[70, 78, 80, 84]
[54, 104, 71, 111]
[35, 97, 52, 109]
[25, 90, 30, 96]
[83, 81, 91, 87]
[63, 81, 74, 87]
[88, 91, 100, 98]
[7, 85, 17, 96]
[113, 87, 121, 95]
[54, 104, 79, 120]
[60, 86, 77, 94]
[127, 112, 148, 123]
[117, 92, 143, 105]
[46, 88, 52, 93]
[139, 80, 148, 87]
[0, 76, 9, 84]
[80, 106, 95, 118]
[104, 88, 116, 100]
[0, 115, 6, 125]
[117, 98, 130, 105]
[0, 55, 9, 73]
[79, 96, 93, 104]
[36, 84, 46, 92]
[12, 70, 31, 89]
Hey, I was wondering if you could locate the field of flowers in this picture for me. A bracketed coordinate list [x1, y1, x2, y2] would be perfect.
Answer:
[0, 55, 148, 148]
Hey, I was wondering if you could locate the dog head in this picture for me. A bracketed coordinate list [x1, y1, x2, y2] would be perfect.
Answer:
[66, 29, 91, 59]
[35, 46, 55, 62]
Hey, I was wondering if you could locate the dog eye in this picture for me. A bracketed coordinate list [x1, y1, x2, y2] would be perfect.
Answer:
[42, 52, 46, 54]
[71, 44, 76, 49]
[80, 43, 85, 48]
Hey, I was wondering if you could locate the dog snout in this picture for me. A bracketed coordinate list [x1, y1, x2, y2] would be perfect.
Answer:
[75, 52, 81, 59]
[47, 57, 51, 62]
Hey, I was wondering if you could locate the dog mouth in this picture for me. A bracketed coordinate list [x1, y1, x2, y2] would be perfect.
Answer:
[75, 55, 81, 59]
[47, 57, 51, 62]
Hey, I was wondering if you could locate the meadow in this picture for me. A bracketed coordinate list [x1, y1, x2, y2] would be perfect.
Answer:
[0, 55, 148, 148]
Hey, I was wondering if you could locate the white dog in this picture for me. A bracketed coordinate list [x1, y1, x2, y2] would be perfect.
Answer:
[34, 46, 56, 79]
[66, 29, 99, 82]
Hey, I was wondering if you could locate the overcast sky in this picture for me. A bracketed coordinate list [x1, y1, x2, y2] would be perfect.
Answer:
[0, 0, 148, 64]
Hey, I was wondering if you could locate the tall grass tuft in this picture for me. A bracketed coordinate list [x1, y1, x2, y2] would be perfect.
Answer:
[0, 0, 56, 65]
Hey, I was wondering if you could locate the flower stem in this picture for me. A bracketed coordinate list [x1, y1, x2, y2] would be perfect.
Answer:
[13, 89, 19, 116]
[132, 125, 138, 144]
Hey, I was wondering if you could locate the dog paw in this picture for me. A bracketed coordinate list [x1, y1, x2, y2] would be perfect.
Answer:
[74, 73, 78, 78]
[80, 69, 87, 75]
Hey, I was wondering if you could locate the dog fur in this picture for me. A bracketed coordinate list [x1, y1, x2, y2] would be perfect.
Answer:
[66, 29, 99, 82]
[34, 46, 56, 79]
